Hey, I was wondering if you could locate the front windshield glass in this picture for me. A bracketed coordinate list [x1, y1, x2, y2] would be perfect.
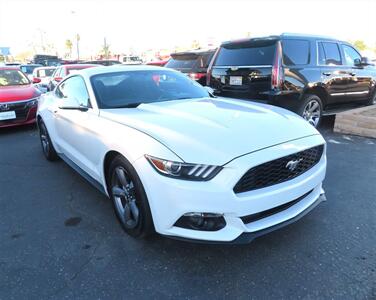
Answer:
[91, 70, 209, 109]
[0, 69, 30, 86]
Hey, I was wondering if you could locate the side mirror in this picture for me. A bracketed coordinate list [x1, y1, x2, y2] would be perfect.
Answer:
[33, 77, 41, 84]
[54, 77, 62, 82]
[355, 57, 370, 66]
[58, 97, 89, 112]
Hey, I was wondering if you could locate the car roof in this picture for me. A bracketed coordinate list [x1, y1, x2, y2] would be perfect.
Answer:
[0, 66, 21, 70]
[221, 33, 340, 46]
[63, 64, 98, 69]
[171, 49, 216, 56]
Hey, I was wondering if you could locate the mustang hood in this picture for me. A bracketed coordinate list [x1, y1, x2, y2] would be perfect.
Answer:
[100, 98, 320, 165]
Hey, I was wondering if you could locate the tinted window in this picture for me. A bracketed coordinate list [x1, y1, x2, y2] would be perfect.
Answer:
[215, 40, 276, 66]
[342, 45, 361, 66]
[91, 70, 209, 109]
[58, 76, 90, 107]
[321, 42, 342, 65]
[166, 56, 198, 69]
[282, 40, 310, 65]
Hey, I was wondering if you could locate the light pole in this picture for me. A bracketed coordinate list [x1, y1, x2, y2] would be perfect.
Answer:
[71, 11, 80, 60]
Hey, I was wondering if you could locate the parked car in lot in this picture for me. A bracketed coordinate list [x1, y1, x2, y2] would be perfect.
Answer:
[165, 49, 215, 85]
[207, 33, 376, 127]
[0, 67, 41, 128]
[83, 60, 121, 66]
[146, 59, 169, 67]
[37, 65, 326, 243]
[120, 55, 143, 65]
[20, 64, 43, 80]
[48, 64, 97, 91]
[31, 66, 56, 93]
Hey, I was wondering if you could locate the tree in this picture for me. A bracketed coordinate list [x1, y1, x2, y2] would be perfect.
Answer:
[353, 40, 367, 51]
[65, 39, 73, 58]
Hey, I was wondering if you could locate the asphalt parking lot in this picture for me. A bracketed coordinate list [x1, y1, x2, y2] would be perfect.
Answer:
[0, 116, 375, 299]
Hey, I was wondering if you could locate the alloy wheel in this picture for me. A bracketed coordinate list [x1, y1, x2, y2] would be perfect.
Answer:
[111, 167, 140, 229]
[302, 100, 321, 127]
[39, 123, 50, 155]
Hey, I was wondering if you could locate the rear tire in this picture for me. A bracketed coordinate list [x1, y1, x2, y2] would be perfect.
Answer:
[108, 155, 154, 238]
[38, 119, 58, 161]
[297, 94, 323, 128]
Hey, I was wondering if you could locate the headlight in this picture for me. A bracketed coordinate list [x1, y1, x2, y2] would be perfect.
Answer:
[145, 155, 222, 181]
[26, 97, 39, 107]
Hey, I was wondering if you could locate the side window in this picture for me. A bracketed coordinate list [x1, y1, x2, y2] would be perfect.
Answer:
[61, 76, 90, 107]
[321, 42, 342, 65]
[55, 81, 65, 98]
[342, 45, 361, 66]
[282, 40, 310, 65]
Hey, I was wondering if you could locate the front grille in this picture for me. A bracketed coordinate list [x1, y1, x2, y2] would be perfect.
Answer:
[234, 145, 324, 193]
[0, 101, 32, 125]
[240, 189, 313, 224]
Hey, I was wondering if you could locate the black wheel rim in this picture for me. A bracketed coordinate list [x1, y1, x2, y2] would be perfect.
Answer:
[39, 123, 50, 155]
[111, 167, 140, 229]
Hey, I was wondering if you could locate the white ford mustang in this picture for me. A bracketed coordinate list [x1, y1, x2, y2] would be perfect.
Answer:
[37, 66, 327, 243]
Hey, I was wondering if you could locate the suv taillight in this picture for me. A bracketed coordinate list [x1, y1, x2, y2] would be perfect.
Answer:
[271, 41, 283, 90]
[206, 48, 220, 86]
[189, 73, 206, 81]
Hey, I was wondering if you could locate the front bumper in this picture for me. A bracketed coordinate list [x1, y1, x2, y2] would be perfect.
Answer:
[134, 134, 326, 243]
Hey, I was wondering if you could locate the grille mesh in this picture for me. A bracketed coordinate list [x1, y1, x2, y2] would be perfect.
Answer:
[234, 145, 324, 193]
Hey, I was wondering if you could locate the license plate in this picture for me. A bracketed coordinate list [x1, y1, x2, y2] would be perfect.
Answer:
[229, 76, 242, 85]
[0, 111, 16, 121]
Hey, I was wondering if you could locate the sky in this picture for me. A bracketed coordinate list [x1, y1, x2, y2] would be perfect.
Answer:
[0, 0, 376, 58]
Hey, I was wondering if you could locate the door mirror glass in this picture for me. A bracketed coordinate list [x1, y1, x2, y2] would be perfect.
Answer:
[354, 58, 361, 66]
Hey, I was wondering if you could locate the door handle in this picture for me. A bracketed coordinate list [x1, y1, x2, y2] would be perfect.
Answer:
[322, 72, 331, 76]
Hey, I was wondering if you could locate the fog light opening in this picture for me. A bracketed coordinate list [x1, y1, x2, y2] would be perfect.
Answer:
[174, 213, 226, 231]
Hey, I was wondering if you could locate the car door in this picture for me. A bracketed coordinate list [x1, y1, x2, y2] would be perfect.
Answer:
[53, 75, 103, 181]
[341, 44, 373, 102]
[318, 41, 351, 105]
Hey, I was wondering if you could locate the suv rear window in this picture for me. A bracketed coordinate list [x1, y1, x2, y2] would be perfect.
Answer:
[215, 40, 276, 66]
[282, 40, 310, 65]
[166, 55, 198, 69]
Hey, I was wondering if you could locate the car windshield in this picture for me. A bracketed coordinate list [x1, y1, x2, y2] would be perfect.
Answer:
[37, 68, 55, 77]
[91, 70, 209, 109]
[0, 69, 30, 86]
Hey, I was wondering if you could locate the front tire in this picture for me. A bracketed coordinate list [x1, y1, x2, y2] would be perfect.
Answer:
[108, 156, 154, 238]
[298, 94, 323, 128]
[366, 91, 376, 105]
[38, 119, 58, 161]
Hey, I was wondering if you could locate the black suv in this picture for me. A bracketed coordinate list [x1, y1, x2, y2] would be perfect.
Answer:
[207, 34, 376, 127]
[165, 49, 215, 86]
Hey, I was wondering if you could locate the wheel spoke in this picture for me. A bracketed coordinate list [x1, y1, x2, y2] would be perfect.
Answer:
[115, 168, 129, 187]
[309, 102, 319, 112]
[112, 186, 126, 197]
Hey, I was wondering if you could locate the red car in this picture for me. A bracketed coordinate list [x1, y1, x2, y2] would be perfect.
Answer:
[48, 64, 97, 91]
[0, 67, 41, 128]
[146, 60, 169, 67]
